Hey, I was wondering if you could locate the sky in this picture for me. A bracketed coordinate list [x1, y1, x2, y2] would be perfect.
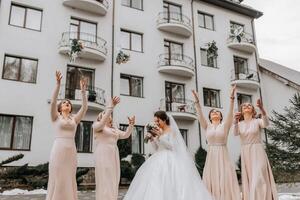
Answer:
[243, 0, 300, 72]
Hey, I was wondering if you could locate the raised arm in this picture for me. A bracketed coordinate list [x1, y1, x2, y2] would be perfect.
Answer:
[224, 84, 236, 132]
[92, 96, 120, 132]
[50, 71, 62, 122]
[74, 79, 88, 124]
[257, 99, 270, 128]
[118, 116, 135, 139]
[233, 112, 241, 136]
[192, 90, 208, 130]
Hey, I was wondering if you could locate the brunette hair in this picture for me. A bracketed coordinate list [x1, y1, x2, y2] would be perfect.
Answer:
[57, 99, 73, 113]
[240, 103, 257, 120]
[208, 109, 223, 123]
[154, 111, 170, 125]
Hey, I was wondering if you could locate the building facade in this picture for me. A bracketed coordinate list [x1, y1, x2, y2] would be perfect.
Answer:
[0, 0, 299, 169]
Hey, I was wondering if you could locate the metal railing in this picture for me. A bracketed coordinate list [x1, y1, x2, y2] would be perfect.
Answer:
[158, 53, 195, 72]
[160, 98, 196, 115]
[157, 12, 192, 30]
[227, 31, 254, 44]
[58, 84, 106, 106]
[59, 32, 108, 56]
[95, 0, 109, 9]
[231, 69, 259, 82]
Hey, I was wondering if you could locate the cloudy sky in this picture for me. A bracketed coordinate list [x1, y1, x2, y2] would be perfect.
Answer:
[243, 0, 300, 72]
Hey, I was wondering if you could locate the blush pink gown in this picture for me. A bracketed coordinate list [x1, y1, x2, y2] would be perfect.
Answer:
[203, 123, 241, 200]
[234, 115, 278, 200]
[46, 88, 87, 200]
[93, 108, 133, 200]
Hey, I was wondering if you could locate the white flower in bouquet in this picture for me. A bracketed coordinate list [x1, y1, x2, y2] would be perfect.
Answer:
[116, 50, 130, 64]
[144, 122, 159, 144]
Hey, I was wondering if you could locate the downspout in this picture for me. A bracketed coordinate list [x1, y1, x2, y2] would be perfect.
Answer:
[111, 0, 116, 99]
[191, 0, 202, 148]
[251, 18, 268, 145]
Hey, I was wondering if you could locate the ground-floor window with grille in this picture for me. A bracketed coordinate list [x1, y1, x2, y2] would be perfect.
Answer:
[0, 114, 33, 150]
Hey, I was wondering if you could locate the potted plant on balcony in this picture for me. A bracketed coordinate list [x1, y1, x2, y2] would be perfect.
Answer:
[116, 50, 130, 64]
[88, 89, 97, 102]
[69, 39, 84, 63]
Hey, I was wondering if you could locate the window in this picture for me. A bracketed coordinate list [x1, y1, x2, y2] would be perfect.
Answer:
[121, 30, 143, 52]
[2, 55, 38, 83]
[180, 129, 188, 146]
[198, 12, 214, 30]
[75, 121, 93, 153]
[164, 40, 183, 63]
[230, 21, 244, 32]
[9, 4, 42, 31]
[66, 65, 95, 99]
[120, 74, 143, 97]
[122, 0, 143, 10]
[165, 81, 185, 103]
[70, 18, 97, 42]
[0, 114, 33, 150]
[163, 2, 182, 21]
[203, 88, 221, 108]
[237, 93, 252, 110]
[234, 56, 248, 75]
[118, 124, 144, 155]
[200, 48, 217, 68]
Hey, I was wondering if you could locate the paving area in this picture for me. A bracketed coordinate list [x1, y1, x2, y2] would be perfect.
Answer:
[0, 184, 299, 200]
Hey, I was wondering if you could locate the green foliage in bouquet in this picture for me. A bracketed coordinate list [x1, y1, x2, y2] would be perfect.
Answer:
[116, 50, 130, 64]
[69, 39, 84, 62]
[206, 41, 218, 59]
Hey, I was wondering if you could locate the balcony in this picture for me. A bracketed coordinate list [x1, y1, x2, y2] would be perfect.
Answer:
[158, 53, 195, 78]
[157, 12, 192, 37]
[160, 98, 197, 121]
[59, 32, 107, 61]
[58, 85, 106, 111]
[231, 69, 260, 89]
[227, 32, 256, 53]
[63, 0, 109, 15]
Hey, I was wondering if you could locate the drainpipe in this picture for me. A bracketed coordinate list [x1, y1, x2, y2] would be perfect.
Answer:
[191, 0, 202, 148]
[111, 0, 116, 99]
[251, 19, 268, 145]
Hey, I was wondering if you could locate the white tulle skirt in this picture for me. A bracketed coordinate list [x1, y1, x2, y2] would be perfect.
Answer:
[123, 149, 212, 200]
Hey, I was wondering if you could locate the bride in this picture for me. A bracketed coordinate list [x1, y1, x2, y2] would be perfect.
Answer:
[123, 111, 212, 200]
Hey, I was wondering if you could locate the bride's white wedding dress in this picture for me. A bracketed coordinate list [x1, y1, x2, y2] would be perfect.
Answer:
[123, 115, 212, 200]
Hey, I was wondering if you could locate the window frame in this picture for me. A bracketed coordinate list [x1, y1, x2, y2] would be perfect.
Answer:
[0, 114, 33, 151]
[75, 120, 93, 154]
[198, 11, 214, 31]
[119, 124, 145, 154]
[9, 3, 43, 32]
[121, 29, 144, 53]
[120, 74, 144, 98]
[203, 88, 221, 108]
[2, 54, 39, 84]
[179, 129, 188, 146]
[121, 0, 144, 11]
[237, 93, 252, 110]
[200, 48, 218, 68]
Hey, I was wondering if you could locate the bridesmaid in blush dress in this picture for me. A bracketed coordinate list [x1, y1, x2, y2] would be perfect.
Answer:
[46, 71, 88, 200]
[192, 84, 240, 200]
[234, 99, 277, 200]
[93, 96, 135, 200]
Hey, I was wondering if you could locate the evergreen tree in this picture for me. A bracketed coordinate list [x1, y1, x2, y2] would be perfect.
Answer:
[266, 93, 300, 182]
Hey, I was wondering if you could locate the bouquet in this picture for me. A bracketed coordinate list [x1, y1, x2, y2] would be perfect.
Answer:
[144, 122, 159, 144]
[116, 50, 130, 64]
[69, 39, 84, 63]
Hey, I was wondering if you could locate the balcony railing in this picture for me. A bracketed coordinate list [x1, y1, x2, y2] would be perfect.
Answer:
[59, 32, 108, 56]
[157, 12, 192, 30]
[95, 0, 109, 9]
[228, 31, 254, 44]
[160, 98, 196, 115]
[58, 85, 106, 106]
[158, 53, 195, 72]
[231, 69, 259, 82]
